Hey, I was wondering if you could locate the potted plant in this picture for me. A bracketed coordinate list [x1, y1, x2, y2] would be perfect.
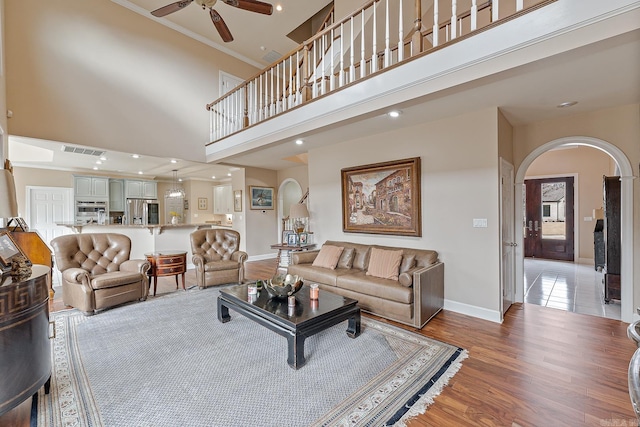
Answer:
[169, 211, 181, 225]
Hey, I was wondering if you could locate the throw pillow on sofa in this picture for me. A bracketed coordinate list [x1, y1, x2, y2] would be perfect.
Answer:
[366, 247, 404, 280]
[312, 245, 344, 270]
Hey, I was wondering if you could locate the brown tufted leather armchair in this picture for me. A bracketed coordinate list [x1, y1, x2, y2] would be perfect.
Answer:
[51, 233, 150, 315]
[190, 229, 247, 289]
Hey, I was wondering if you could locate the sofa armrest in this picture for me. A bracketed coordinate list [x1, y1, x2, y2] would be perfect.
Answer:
[62, 267, 90, 284]
[291, 250, 320, 265]
[232, 251, 248, 264]
[192, 253, 205, 270]
[412, 262, 444, 328]
[120, 259, 151, 276]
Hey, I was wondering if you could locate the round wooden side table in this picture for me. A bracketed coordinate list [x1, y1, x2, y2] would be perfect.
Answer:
[145, 250, 187, 296]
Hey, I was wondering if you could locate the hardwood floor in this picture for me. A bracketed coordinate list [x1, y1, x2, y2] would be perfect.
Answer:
[3, 259, 637, 426]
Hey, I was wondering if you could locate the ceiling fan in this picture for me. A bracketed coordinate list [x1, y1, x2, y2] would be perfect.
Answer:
[151, 0, 273, 43]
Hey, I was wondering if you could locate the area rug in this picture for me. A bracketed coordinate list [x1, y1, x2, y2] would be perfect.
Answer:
[33, 287, 467, 427]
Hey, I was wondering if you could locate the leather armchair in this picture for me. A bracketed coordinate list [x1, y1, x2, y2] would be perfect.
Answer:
[190, 229, 247, 289]
[51, 233, 150, 315]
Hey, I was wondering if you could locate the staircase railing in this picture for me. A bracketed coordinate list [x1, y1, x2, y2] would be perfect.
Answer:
[206, 0, 551, 143]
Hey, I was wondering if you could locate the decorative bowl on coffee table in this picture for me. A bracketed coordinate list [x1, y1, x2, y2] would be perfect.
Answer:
[264, 273, 303, 299]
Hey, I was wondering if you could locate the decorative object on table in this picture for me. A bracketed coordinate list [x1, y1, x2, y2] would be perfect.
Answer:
[299, 232, 308, 245]
[0, 231, 32, 272]
[310, 283, 319, 300]
[289, 202, 309, 234]
[263, 273, 303, 299]
[249, 186, 274, 209]
[234, 190, 242, 212]
[286, 232, 298, 246]
[341, 157, 421, 237]
[198, 197, 208, 210]
[281, 229, 294, 245]
[9, 254, 32, 279]
[169, 211, 181, 224]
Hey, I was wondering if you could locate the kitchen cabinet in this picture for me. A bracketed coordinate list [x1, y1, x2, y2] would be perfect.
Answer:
[125, 180, 157, 199]
[74, 176, 108, 199]
[109, 179, 125, 211]
[213, 185, 232, 214]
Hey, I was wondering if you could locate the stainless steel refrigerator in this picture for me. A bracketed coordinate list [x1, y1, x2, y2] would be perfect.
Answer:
[125, 199, 159, 225]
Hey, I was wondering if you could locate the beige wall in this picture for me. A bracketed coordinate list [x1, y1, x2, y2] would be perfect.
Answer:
[308, 107, 503, 316]
[244, 167, 278, 257]
[525, 146, 612, 262]
[0, 0, 7, 163]
[12, 167, 74, 217]
[4, 0, 258, 163]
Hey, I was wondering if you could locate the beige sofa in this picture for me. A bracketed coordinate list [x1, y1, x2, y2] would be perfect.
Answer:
[287, 240, 444, 328]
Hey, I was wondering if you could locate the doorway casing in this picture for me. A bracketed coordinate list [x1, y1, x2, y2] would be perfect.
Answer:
[514, 136, 635, 322]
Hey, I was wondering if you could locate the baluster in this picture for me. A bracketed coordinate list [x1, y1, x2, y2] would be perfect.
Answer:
[516, 0, 523, 12]
[397, 0, 403, 62]
[270, 66, 274, 116]
[288, 54, 292, 109]
[451, 0, 457, 40]
[321, 34, 326, 95]
[492, 0, 499, 22]
[350, 15, 356, 82]
[312, 40, 317, 98]
[471, 0, 477, 31]
[275, 62, 280, 113]
[371, 1, 377, 74]
[384, 0, 390, 68]
[359, 11, 366, 79]
[339, 22, 345, 87]
[432, 0, 439, 47]
[330, 28, 335, 91]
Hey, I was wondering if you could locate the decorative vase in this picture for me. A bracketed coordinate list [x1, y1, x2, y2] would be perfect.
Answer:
[171, 216, 178, 225]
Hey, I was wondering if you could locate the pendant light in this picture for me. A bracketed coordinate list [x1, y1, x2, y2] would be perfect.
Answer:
[166, 169, 185, 198]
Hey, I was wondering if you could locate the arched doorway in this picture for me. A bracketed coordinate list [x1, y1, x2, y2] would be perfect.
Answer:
[277, 178, 303, 242]
[514, 137, 634, 322]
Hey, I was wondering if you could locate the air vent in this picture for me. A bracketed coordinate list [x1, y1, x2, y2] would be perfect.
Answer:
[262, 50, 282, 63]
[62, 145, 106, 157]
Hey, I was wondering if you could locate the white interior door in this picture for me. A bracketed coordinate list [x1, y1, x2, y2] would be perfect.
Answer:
[500, 159, 516, 316]
[27, 186, 74, 247]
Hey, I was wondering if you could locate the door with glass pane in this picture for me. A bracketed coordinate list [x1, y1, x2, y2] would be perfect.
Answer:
[523, 177, 574, 261]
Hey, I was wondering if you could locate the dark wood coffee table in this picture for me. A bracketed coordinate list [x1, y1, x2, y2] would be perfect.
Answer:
[217, 284, 360, 369]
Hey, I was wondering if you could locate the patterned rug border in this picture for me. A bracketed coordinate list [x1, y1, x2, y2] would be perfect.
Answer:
[34, 288, 467, 426]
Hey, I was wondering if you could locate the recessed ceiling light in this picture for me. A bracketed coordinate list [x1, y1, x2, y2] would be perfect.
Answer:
[132, 154, 140, 159]
[138, 171, 143, 175]
[178, 178, 183, 182]
[99, 156, 107, 161]
[212, 176, 216, 179]
[387, 110, 401, 118]
[92, 167, 98, 170]
[275, 4, 282, 12]
[227, 173, 231, 177]
[295, 139, 304, 145]
[96, 160, 102, 165]
[557, 101, 578, 108]
[170, 159, 178, 164]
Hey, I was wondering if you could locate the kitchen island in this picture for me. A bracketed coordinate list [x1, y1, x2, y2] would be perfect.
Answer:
[56, 223, 234, 269]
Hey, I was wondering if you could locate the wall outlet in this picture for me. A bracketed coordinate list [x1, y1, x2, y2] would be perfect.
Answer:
[473, 218, 488, 228]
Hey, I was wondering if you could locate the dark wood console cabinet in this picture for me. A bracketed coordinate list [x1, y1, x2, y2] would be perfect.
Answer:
[603, 176, 621, 303]
[0, 265, 51, 416]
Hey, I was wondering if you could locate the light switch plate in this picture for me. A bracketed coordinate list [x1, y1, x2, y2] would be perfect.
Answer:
[473, 218, 488, 228]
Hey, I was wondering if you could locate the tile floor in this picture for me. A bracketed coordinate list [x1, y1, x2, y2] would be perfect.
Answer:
[524, 258, 621, 320]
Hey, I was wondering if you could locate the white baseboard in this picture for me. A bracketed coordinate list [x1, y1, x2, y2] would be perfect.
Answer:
[248, 253, 278, 262]
[444, 299, 503, 323]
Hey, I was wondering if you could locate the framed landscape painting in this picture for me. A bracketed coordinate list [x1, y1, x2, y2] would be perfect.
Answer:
[341, 157, 421, 237]
[249, 186, 274, 210]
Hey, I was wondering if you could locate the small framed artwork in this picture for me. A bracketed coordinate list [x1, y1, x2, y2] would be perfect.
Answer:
[299, 232, 308, 245]
[234, 190, 242, 212]
[287, 233, 299, 246]
[198, 197, 208, 210]
[249, 186, 274, 210]
[184, 199, 189, 211]
[282, 230, 294, 245]
[0, 231, 31, 271]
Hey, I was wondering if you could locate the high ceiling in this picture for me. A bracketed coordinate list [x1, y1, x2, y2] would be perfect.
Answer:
[9, 1, 640, 179]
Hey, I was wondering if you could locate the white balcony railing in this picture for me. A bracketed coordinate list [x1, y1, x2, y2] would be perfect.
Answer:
[207, 0, 551, 143]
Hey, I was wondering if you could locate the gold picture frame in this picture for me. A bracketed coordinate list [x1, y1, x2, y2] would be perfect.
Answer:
[341, 157, 421, 237]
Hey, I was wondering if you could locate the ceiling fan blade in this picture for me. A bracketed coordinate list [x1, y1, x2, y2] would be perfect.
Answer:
[210, 9, 234, 43]
[151, 0, 194, 17]
[221, 0, 273, 15]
